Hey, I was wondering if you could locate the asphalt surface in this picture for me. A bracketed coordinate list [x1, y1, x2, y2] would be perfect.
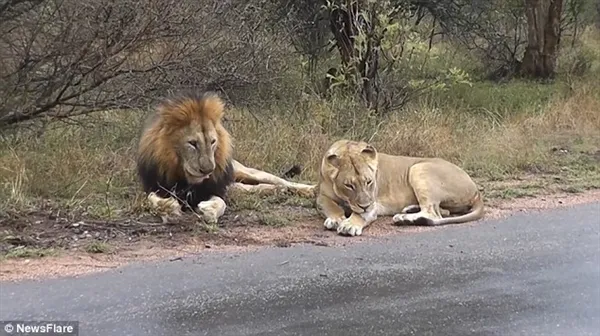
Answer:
[1, 202, 599, 336]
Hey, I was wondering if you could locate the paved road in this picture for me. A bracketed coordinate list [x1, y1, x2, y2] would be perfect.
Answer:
[1, 203, 599, 336]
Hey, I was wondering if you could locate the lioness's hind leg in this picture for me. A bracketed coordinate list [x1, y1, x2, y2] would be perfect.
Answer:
[393, 203, 444, 226]
[401, 204, 420, 214]
[401, 204, 450, 217]
[392, 163, 446, 226]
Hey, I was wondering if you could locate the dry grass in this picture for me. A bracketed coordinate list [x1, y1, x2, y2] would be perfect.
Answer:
[1, 76, 597, 220]
[231, 76, 599, 179]
[1, 29, 599, 221]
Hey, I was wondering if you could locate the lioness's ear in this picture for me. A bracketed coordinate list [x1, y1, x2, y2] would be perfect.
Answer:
[361, 144, 377, 159]
[326, 154, 340, 168]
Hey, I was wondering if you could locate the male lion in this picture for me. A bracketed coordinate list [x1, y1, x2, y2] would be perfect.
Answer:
[136, 91, 315, 224]
[316, 139, 485, 236]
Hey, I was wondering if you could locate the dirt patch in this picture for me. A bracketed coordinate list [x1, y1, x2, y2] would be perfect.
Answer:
[1, 188, 599, 282]
[484, 189, 600, 218]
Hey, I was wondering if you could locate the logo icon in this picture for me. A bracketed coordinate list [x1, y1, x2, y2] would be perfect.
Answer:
[3, 323, 14, 333]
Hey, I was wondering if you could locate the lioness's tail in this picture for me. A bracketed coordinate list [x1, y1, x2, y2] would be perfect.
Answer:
[436, 192, 485, 225]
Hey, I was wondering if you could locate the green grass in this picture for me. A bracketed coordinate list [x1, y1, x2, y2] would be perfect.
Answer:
[256, 213, 292, 227]
[432, 80, 569, 118]
[84, 242, 114, 254]
[2, 247, 58, 259]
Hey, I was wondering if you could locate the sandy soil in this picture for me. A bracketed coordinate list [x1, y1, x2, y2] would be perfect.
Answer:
[1, 189, 599, 282]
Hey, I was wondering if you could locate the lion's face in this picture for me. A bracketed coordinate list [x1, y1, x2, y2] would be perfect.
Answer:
[137, 93, 233, 194]
[176, 121, 221, 185]
[325, 142, 378, 214]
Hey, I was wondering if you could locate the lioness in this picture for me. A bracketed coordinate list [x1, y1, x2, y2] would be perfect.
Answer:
[317, 139, 485, 236]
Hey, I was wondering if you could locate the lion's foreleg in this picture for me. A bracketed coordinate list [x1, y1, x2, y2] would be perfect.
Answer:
[232, 160, 315, 197]
[317, 193, 347, 230]
[197, 195, 226, 224]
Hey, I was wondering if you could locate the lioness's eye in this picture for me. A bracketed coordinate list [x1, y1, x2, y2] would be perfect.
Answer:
[211, 138, 217, 145]
[366, 179, 373, 186]
[188, 140, 198, 148]
[344, 183, 354, 190]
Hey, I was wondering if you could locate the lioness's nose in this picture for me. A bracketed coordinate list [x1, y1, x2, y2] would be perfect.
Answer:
[358, 204, 370, 211]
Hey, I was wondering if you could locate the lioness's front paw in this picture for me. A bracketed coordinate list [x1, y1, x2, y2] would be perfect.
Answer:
[337, 218, 364, 236]
[324, 217, 342, 230]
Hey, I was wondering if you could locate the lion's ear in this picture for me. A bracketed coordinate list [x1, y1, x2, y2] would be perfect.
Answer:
[326, 153, 340, 168]
[361, 144, 377, 159]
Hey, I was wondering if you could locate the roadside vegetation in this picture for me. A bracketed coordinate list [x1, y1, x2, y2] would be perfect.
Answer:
[1, 0, 599, 259]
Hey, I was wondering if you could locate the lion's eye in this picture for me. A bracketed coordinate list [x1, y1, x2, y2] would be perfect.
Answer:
[344, 183, 354, 190]
[188, 140, 198, 149]
[211, 138, 217, 145]
[366, 179, 373, 186]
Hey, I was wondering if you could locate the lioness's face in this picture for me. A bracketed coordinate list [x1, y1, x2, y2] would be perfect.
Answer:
[327, 144, 378, 214]
[178, 122, 219, 184]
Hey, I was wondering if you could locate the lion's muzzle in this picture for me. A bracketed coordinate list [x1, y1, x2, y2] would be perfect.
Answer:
[184, 166, 212, 184]
[187, 173, 210, 185]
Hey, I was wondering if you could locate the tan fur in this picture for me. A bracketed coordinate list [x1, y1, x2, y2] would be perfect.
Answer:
[317, 139, 485, 236]
[137, 92, 316, 224]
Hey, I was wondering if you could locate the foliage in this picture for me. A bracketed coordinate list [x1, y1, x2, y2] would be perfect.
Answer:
[0, 0, 292, 128]
[0, 0, 598, 123]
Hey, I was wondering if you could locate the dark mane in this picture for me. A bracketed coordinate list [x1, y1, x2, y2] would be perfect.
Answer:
[137, 156, 235, 210]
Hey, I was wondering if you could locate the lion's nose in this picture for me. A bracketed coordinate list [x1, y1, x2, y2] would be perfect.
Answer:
[198, 166, 214, 175]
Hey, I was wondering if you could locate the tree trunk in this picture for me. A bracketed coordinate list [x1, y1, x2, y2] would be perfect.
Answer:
[329, 1, 359, 66]
[328, 0, 382, 111]
[596, 1, 600, 30]
[520, 0, 564, 79]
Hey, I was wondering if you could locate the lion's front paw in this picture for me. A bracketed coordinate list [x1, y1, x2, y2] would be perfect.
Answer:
[324, 217, 343, 230]
[295, 185, 316, 198]
[147, 193, 182, 217]
[197, 201, 222, 224]
[162, 199, 182, 216]
[337, 218, 364, 236]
